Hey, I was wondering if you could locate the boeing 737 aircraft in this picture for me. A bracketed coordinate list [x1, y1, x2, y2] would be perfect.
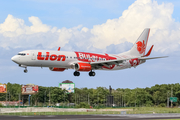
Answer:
[11, 28, 167, 77]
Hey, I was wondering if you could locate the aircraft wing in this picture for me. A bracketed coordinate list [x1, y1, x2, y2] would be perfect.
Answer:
[89, 57, 137, 69]
[89, 56, 168, 69]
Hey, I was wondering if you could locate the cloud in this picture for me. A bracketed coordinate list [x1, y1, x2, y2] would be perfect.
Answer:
[91, 0, 180, 54]
[0, 15, 26, 37]
[106, 41, 133, 54]
[0, 15, 51, 37]
[29, 16, 51, 33]
[0, 0, 180, 55]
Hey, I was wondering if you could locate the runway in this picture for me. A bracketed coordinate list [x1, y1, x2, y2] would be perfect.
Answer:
[0, 114, 180, 120]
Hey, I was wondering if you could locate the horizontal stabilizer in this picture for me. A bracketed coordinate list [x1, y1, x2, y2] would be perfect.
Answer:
[58, 47, 61, 51]
[143, 45, 154, 57]
[140, 56, 168, 60]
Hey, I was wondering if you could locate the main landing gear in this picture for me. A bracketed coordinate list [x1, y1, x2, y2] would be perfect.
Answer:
[89, 71, 95, 77]
[74, 71, 80, 76]
[73, 71, 96, 77]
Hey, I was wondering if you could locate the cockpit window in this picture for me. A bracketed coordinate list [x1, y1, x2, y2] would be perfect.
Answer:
[18, 53, 26, 56]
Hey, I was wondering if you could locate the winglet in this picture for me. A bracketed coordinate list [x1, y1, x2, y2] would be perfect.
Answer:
[143, 45, 154, 57]
[58, 47, 61, 51]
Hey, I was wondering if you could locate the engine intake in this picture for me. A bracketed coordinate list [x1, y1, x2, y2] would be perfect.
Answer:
[74, 63, 91, 71]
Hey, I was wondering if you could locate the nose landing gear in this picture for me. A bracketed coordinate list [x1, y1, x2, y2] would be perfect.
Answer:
[19, 64, 28, 73]
[24, 67, 28, 73]
[89, 71, 95, 77]
[74, 71, 80, 76]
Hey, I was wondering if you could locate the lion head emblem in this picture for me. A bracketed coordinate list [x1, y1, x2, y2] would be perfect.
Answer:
[136, 40, 146, 54]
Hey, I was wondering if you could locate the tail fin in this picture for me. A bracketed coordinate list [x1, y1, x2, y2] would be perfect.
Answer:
[128, 28, 150, 56]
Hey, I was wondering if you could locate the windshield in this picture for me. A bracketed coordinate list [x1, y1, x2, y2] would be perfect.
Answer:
[18, 53, 26, 56]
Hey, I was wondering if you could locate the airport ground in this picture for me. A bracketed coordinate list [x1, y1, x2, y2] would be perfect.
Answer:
[1, 83, 180, 119]
[1, 107, 180, 114]
[0, 114, 180, 120]
[1, 107, 180, 120]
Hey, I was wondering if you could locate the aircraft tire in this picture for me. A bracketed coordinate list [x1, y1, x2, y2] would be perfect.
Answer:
[92, 72, 95, 76]
[74, 71, 80, 76]
[77, 72, 80, 76]
[89, 72, 92, 76]
[24, 69, 28, 73]
[89, 71, 95, 76]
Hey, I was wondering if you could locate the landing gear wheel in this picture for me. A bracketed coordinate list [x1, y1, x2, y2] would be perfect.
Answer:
[89, 72, 92, 76]
[24, 69, 28, 73]
[92, 72, 95, 76]
[74, 71, 80, 76]
[89, 71, 95, 76]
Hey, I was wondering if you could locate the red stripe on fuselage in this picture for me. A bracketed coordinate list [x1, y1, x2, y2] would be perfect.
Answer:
[75, 52, 116, 62]
[75, 52, 117, 69]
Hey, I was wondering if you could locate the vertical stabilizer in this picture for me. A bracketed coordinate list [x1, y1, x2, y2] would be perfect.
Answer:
[128, 28, 150, 56]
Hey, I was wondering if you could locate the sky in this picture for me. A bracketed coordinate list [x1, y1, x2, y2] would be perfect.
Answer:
[0, 0, 180, 89]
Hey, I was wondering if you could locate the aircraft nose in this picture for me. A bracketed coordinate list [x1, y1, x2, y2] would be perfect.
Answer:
[11, 56, 19, 64]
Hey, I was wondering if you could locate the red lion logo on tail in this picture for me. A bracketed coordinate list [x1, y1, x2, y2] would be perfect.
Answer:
[136, 40, 146, 54]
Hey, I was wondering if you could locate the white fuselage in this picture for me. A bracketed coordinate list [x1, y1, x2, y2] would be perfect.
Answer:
[11, 28, 166, 76]
[11, 50, 145, 71]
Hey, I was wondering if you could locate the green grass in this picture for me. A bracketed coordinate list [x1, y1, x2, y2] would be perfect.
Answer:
[0, 107, 180, 116]
[0, 111, 108, 116]
[129, 107, 180, 114]
[98, 107, 180, 114]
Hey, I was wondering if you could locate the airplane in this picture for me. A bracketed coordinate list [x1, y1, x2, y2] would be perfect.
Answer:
[11, 28, 167, 77]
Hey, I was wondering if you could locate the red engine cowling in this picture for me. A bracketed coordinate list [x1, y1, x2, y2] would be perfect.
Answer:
[74, 63, 91, 71]
[49, 67, 66, 72]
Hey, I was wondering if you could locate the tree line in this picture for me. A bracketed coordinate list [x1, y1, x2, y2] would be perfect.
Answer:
[0, 82, 180, 107]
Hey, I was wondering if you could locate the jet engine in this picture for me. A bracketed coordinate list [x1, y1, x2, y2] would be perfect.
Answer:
[74, 63, 91, 71]
[49, 67, 66, 72]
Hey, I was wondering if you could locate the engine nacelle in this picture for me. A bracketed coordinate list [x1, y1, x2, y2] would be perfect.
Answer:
[49, 67, 66, 72]
[74, 63, 91, 71]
